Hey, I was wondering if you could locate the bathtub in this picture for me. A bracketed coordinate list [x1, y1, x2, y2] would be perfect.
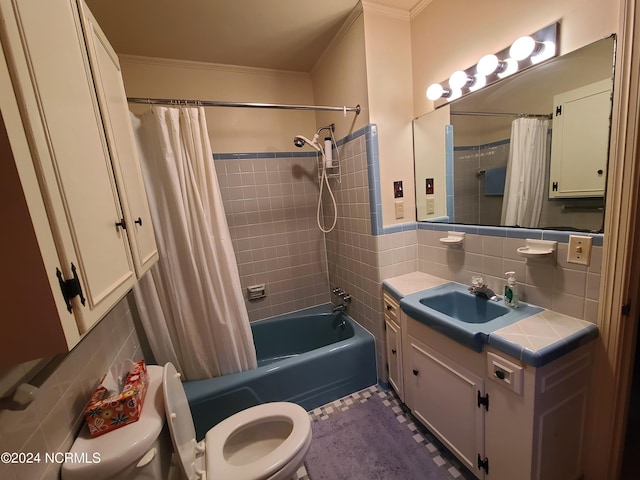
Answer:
[183, 305, 377, 440]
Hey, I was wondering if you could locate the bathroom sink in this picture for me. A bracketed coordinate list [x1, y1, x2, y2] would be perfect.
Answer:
[400, 282, 543, 352]
[419, 290, 510, 324]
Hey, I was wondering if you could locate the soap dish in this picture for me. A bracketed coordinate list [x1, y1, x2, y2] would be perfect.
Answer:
[439, 231, 465, 246]
[516, 239, 557, 258]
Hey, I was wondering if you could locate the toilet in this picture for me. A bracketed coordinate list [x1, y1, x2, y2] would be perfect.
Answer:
[62, 365, 173, 480]
[163, 362, 312, 480]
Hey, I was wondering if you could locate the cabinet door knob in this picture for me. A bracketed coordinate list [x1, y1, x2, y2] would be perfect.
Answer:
[115, 219, 127, 231]
[386, 304, 392, 310]
[391, 349, 396, 355]
[412, 369, 419, 376]
[134, 217, 143, 226]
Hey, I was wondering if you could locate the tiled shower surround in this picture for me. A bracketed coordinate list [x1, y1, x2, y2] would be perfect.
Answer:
[215, 153, 330, 321]
[214, 124, 603, 382]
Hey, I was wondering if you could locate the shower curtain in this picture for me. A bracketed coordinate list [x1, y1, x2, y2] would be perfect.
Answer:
[501, 117, 549, 228]
[130, 106, 257, 381]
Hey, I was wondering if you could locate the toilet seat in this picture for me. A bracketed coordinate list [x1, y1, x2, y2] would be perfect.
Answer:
[206, 402, 312, 480]
[162, 363, 311, 480]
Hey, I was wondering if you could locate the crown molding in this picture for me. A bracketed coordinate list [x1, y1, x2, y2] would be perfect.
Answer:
[410, 0, 435, 19]
[311, 2, 364, 74]
[361, 1, 410, 20]
[118, 54, 310, 78]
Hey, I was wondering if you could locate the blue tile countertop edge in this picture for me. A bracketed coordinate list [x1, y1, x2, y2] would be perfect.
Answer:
[487, 324, 599, 367]
[384, 280, 598, 367]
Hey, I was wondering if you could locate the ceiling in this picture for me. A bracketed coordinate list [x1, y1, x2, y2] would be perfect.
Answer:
[85, 0, 423, 73]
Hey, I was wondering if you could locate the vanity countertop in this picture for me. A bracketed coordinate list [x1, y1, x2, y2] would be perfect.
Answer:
[382, 272, 598, 367]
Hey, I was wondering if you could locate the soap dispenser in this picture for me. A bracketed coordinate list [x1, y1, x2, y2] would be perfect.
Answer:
[504, 271, 519, 308]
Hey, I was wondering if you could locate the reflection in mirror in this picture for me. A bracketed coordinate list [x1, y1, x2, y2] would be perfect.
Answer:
[414, 35, 615, 232]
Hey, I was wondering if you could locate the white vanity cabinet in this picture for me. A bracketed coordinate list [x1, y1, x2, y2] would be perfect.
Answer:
[405, 317, 486, 476]
[403, 314, 593, 480]
[383, 293, 404, 400]
[0, 0, 157, 369]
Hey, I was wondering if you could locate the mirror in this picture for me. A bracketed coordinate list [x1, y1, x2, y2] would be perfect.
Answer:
[414, 35, 616, 232]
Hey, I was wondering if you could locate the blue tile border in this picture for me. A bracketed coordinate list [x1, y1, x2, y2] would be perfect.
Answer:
[416, 222, 604, 244]
[213, 151, 319, 160]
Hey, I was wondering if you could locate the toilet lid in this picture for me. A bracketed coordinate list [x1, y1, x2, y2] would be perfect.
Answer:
[162, 362, 200, 480]
[205, 402, 311, 480]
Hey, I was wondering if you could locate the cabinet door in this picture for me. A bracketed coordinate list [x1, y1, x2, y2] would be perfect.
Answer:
[385, 318, 404, 400]
[408, 338, 485, 477]
[549, 78, 612, 198]
[1, 0, 136, 332]
[0, 43, 80, 368]
[78, 0, 158, 276]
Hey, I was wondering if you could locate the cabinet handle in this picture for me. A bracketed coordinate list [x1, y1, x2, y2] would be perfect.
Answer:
[115, 219, 127, 231]
[412, 369, 419, 376]
[386, 304, 393, 311]
[391, 349, 396, 355]
[134, 217, 143, 226]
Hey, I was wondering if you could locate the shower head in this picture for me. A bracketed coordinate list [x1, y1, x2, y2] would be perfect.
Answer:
[293, 134, 321, 151]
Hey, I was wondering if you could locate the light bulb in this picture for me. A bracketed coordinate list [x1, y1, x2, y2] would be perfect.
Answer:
[469, 74, 486, 92]
[531, 41, 556, 64]
[510, 36, 537, 61]
[449, 70, 471, 90]
[426, 83, 450, 101]
[477, 54, 501, 76]
[497, 58, 518, 78]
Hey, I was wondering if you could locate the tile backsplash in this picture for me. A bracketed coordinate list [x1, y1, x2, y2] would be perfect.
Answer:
[0, 294, 143, 480]
[417, 229, 601, 322]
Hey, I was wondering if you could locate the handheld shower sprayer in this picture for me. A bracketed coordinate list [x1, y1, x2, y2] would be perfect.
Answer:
[292, 125, 339, 233]
[293, 134, 321, 151]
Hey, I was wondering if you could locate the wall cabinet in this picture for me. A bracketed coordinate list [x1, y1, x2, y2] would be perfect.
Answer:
[383, 293, 403, 400]
[402, 313, 592, 480]
[549, 78, 612, 198]
[0, 0, 157, 369]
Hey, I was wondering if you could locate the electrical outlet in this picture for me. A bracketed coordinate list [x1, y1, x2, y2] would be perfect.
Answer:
[395, 200, 404, 219]
[567, 235, 592, 266]
[426, 197, 435, 215]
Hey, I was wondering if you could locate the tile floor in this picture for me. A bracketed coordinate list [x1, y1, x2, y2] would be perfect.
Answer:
[295, 384, 476, 480]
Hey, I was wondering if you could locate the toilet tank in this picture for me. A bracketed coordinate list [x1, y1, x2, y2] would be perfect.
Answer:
[62, 365, 172, 480]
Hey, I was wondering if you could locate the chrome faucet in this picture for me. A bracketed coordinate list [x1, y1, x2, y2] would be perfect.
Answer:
[468, 276, 499, 301]
[332, 303, 347, 313]
[331, 287, 352, 313]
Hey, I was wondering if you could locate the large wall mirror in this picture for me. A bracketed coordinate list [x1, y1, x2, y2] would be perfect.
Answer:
[414, 35, 616, 232]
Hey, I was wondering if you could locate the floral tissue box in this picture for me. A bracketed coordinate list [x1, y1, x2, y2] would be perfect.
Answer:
[84, 360, 149, 437]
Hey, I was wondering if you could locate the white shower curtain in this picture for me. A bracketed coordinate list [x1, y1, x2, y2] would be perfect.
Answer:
[130, 106, 257, 381]
[501, 117, 549, 228]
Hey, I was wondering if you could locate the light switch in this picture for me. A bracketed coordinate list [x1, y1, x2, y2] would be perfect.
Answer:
[395, 200, 404, 219]
[426, 197, 435, 215]
[567, 235, 592, 266]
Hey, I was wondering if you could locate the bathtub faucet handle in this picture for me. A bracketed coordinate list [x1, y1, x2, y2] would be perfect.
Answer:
[341, 294, 352, 303]
[332, 287, 345, 296]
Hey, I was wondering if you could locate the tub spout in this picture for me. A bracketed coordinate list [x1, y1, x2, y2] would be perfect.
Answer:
[332, 304, 347, 313]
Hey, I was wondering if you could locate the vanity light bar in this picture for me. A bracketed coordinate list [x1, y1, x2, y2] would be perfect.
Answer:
[426, 22, 558, 106]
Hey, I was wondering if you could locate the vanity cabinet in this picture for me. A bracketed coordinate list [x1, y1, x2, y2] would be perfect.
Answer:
[407, 337, 485, 474]
[383, 293, 404, 400]
[0, 0, 157, 368]
[403, 314, 592, 480]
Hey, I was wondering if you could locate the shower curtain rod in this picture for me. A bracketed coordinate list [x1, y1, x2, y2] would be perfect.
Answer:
[451, 111, 552, 119]
[127, 97, 361, 115]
